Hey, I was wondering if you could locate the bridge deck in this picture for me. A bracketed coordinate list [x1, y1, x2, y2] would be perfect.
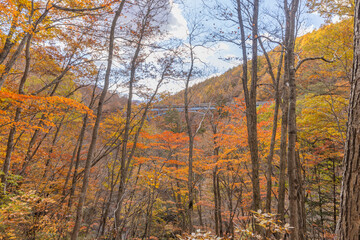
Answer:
[150, 101, 270, 112]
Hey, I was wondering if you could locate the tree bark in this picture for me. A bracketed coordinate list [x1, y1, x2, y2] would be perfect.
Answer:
[184, 45, 195, 233]
[277, 88, 288, 223]
[249, 0, 261, 212]
[284, 0, 306, 239]
[259, 39, 284, 213]
[236, 0, 261, 213]
[211, 121, 223, 237]
[0, 6, 50, 90]
[336, 0, 360, 238]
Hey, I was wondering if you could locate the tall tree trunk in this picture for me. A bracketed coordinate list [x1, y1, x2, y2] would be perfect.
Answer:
[68, 114, 89, 209]
[316, 166, 324, 237]
[113, 9, 152, 238]
[42, 116, 65, 179]
[277, 88, 288, 222]
[216, 171, 223, 235]
[70, 1, 126, 239]
[66, 70, 99, 206]
[97, 148, 120, 238]
[0, 6, 50, 90]
[332, 158, 337, 231]
[249, 0, 261, 212]
[284, 0, 306, 239]
[1, 33, 32, 193]
[197, 183, 204, 227]
[336, 0, 360, 238]
[259, 39, 284, 213]
[0, 9, 22, 65]
[213, 168, 220, 236]
[184, 43, 195, 233]
[236, 0, 261, 213]
[0, 35, 29, 89]
[211, 122, 223, 237]
[113, 65, 166, 239]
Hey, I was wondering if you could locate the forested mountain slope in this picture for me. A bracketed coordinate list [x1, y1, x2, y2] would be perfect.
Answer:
[163, 18, 352, 106]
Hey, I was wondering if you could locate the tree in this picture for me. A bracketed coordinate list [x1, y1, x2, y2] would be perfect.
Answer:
[307, 0, 354, 20]
[336, 0, 360, 238]
[70, 1, 127, 239]
[259, 39, 284, 214]
[297, 94, 346, 238]
[182, 16, 208, 233]
[236, 0, 261, 214]
[283, 0, 307, 239]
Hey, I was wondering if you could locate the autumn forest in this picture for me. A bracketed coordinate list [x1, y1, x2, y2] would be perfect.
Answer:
[0, 0, 359, 239]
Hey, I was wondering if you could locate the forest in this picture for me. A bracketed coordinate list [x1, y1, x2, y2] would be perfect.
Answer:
[0, 0, 359, 239]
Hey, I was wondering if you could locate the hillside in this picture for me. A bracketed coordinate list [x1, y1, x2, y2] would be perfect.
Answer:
[162, 18, 353, 106]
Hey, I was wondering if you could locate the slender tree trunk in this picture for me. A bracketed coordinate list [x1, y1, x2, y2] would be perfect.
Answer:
[0, 9, 22, 65]
[113, 10, 151, 238]
[1, 109, 20, 193]
[316, 166, 324, 237]
[184, 45, 195, 233]
[259, 40, 284, 213]
[175, 171, 186, 231]
[0, 35, 29, 89]
[1, 33, 32, 193]
[212, 122, 223, 237]
[70, 2, 126, 239]
[68, 114, 89, 209]
[0, 6, 50, 90]
[42, 117, 65, 178]
[213, 169, 219, 236]
[216, 172, 223, 235]
[277, 80, 289, 223]
[65, 70, 99, 205]
[236, 0, 261, 212]
[336, 0, 360, 238]
[97, 148, 120, 238]
[143, 188, 156, 239]
[284, 0, 306, 239]
[249, 0, 261, 212]
[113, 67, 165, 239]
[332, 158, 337, 231]
[197, 183, 204, 227]
[62, 138, 80, 197]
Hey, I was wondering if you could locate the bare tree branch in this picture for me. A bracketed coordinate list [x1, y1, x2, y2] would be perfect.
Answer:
[295, 56, 334, 72]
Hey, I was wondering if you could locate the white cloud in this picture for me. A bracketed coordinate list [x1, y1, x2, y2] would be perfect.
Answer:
[298, 24, 315, 36]
[166, 2, 188, 40]
[215, 42, 230, 51]
[194, 45, 215, 61]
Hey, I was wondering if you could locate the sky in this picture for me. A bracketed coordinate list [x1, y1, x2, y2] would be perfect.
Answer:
[110, 0, 329, 98]
[156, 0, 328, 94]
